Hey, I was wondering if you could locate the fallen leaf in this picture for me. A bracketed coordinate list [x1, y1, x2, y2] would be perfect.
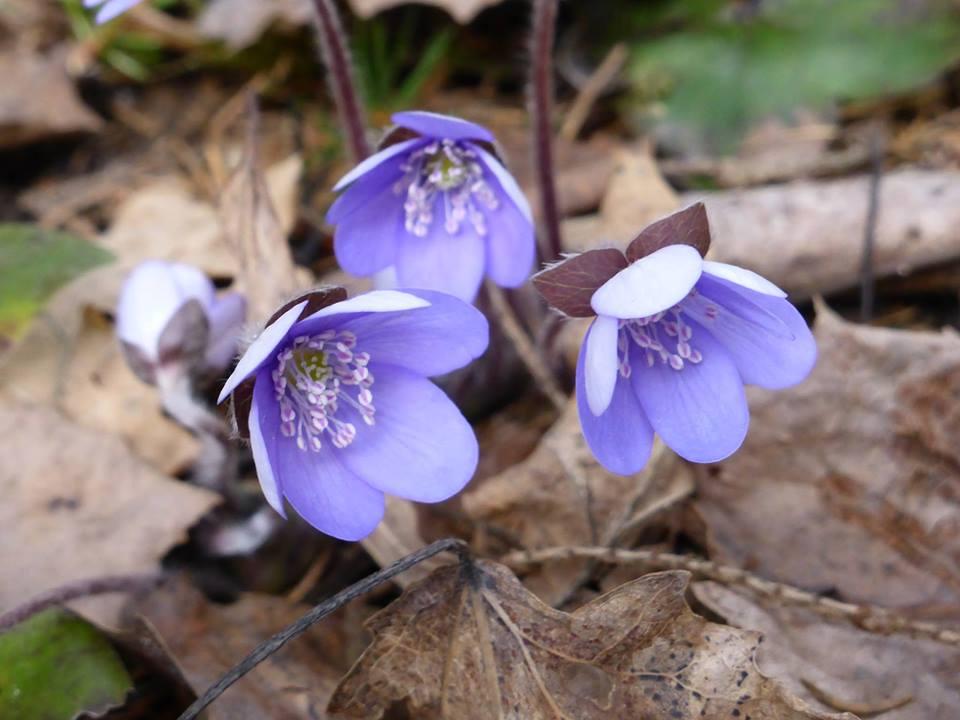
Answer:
[198, 0, 312, 49]
[346, 0, 505, 24]
[0, 401, 218, 627]
[328, 560, 853, 719]
[129, 576, 364, 720]
[0, 45, 101, 148]
[695, 581, 960, 720]
[696, 306, 960, 610]
[463, 399, 693, 605]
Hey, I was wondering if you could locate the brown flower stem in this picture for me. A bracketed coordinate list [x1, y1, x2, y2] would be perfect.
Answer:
[503, 546, 960, 646]
[530, 0, 563, 261]
[310, 0, 370, 163]
[0, 574, 164, 633]
[176, 538, 470, 720]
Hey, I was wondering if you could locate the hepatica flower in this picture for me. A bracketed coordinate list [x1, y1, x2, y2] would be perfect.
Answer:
[117, 260, 246, 385]
[327, 111, 535, 303]
[84, 0, 143, 23]
[218, 287, 488, 541]
[533, 203, 816, 475]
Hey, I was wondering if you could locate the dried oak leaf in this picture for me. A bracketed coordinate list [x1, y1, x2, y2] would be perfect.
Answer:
[696, 305, 960, 609]
[328, 560, 852, 720]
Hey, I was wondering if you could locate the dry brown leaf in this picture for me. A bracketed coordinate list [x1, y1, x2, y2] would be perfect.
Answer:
[696, 305, 960, 610]
[347, 0, 504, 23]
[128, 577, 365, 720]
[198, 0, 312, 49]
[463, 399, 693, 605]
[695, 582, 960, 720]
[0, 45, 101, 148]
[329, 560, 853, 719]
[0, 401, 217, 627]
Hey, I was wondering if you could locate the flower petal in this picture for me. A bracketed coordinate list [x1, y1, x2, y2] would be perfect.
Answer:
[332, 290, 488, 377]
[217, 300, 306, 403]
[393, 207, 486, 302]
[583, 315, 620, 416]
[332, 138, 422, 192]
[632, 321, 749, 463]
[480, 173, 536, 287]
[702, 260, 786, 297]
[576, 338, 654, 475]
[276, 438, 386, 541]
[94, 0, 141, 22]
[392, 111, 495, 143]
[304, 290, 430, 320]
[591, 245, 703, 320]
[205, 292, 246, 370]
[694, 275, 817, 390]
[472, 145, 533, 222]
[249, 375, 286, 517]
[338, 365, 478, 502]
[331, 178, 403, 276]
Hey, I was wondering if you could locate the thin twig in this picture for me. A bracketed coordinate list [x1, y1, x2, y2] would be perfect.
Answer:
[177, 538, 469, 720]
[484, 283, 566, 410]
[860, 123, 885, 323]
[559, 43, 627, 142]
[530, 0, 563, 261]
[0, 574, 164, 632]
[310, 0, 370, 163]
[503, 546, 960, 646]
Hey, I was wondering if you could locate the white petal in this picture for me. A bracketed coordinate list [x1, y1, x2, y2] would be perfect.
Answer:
[702, 261, 786, 297]
[217, 300, 307, 403]
[249, 390, 285, 517]
[332, 139, 421, 191]
[302, 290, 430, 320]
[473, 146, 533, 222]
[591, 245, 703, 320]
[584, 315, 620, 416]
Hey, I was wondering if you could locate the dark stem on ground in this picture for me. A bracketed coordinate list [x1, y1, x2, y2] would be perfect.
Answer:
[310, 0, 371, 163]
[176, 538, 470, 720]
[0, 574, 164, 632]
[860, 124, 885, 323]
[530, 0, 563, 262]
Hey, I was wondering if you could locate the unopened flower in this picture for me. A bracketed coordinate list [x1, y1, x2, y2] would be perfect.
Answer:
[533, 203, 816, 475]
[84, 0, 143, 23]
[327, 111, 535, 303]
[218, 287, 488, 541]
[117, 260, 246, 385]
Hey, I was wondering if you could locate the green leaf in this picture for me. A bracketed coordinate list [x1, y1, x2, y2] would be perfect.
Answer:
[628, 0, 960, 152]
[0, 609, 132, 719]
[0, 224, 113, 341]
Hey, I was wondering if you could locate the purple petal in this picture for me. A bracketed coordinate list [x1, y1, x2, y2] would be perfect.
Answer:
[304, 290, 430, 320]
[591, 245, 703, 320]
[576, 335, 655, 475]
[693, 275, 817, 390]
[331, 181, 403, 277]
[472, 146, 532, 222]
[632, 321, 749, 463]
[583, 315, 619, 416]
[331, 290, 488, 377]
[391, 111, 495, 143]
[333, 138, 422, 192]
[702, 260, 786, 297]
[275, 433, 386, 542]
[338, 365, 478, 502]
[94, 0, 142, 22]
[393, 204, 486, 302]
[327, 150, 407, 226]
[217, 300, 306, 403]
[480, 165, 536, 288]
[249, 374, 286, 517]
[205, 292, 246, 370]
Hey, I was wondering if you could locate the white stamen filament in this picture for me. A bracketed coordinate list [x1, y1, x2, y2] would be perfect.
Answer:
[618, 292, 716, 377]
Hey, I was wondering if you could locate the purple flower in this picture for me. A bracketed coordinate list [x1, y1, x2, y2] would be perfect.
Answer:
[117, 260, 246, 384]
[533, 203, 816, 475]
[327, 111, 536, 303]
[84, 0, 143, 23]
[218, 288, 488, 541]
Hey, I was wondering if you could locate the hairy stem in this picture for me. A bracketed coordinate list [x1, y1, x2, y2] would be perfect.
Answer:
[530, 0, 562, 261]
[0, 574, 164, 632]
[177, 538, 469, 720]
[310, 0, 370, 163]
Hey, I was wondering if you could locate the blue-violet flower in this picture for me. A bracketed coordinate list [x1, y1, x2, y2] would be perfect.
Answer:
[533, 203, 817, 475]
[218, 287, 488, 540]
[327, 111, 536, 303]
[84, 0, 143, 23]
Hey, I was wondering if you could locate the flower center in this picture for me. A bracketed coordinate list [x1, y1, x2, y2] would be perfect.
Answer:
[272, 330, 375, 452]
[617, 292, 716, 377]
[396, 139, 500, 238]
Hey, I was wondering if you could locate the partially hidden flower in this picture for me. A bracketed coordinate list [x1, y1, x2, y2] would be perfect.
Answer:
[84, 0, 143, 23]
[218, 287, 488, 541]
[326, 111, 536, 303]
[117, 260, 246, 385]
[532, 203, 817, 475]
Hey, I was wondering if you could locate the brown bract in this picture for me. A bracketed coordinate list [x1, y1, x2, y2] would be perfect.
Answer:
[328, 559, 851, 720]
[532, 203, 710, 318]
